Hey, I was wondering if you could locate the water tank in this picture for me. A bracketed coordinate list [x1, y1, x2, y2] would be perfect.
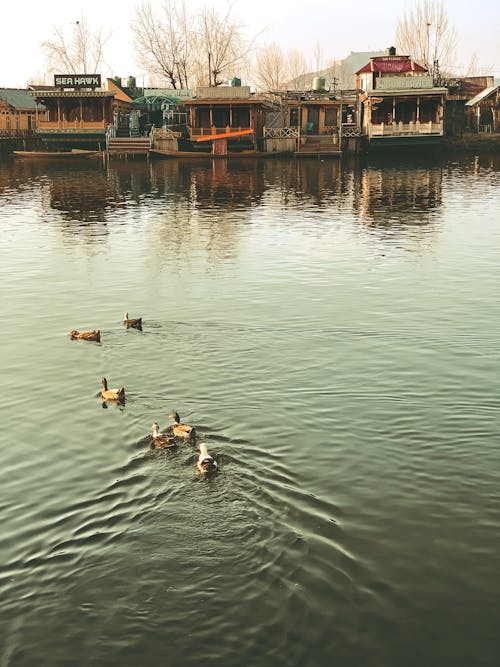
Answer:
[387, 46, 396, 56]
[112, 76, 122, 86]
[312, 76, 326, 91]
[127, 76, 137, 88]
[229, 77, 241, 87]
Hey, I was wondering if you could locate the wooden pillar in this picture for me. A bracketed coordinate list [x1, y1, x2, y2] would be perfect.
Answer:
[57, 99, 61, 126]
[416, 97, 420, 121]
[80, 98, 83, 126]
[392, 97, 396, 122]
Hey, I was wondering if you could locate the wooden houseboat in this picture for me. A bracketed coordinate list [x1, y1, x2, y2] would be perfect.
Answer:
[264, 81, 360, 156]
[465, 85, 500, 132]
[29, 75, 116, 149]
[0, 88, 47, 137]
[356, 47, 447, 147]
[181, 84, 269, 155]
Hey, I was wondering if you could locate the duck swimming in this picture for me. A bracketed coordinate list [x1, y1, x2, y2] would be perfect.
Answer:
[123, 312, 142, 330]
[168, 411, 196, 441]
[70, 329, 100, 342]
[151, 423, 177, 449]
[197, 443, 218, 474]
[101, 377, 125, 403]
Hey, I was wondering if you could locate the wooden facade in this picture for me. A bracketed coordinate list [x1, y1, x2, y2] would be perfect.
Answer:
[31, 90, 115, 138]
[357, 49, 447, 145]
[183, 86, 268, 150]
[264, 89, 360, 155]
[0, 88, 46, 136]
[465, 85, 500, 132]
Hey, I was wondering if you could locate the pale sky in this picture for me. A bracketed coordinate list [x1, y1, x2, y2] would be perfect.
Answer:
[1, 0, 499, 87]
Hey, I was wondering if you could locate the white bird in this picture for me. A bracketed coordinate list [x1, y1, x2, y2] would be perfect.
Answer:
[197, 443, 218, 474]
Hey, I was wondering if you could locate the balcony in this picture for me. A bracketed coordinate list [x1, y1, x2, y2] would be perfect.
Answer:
[368, 120, 443, 138]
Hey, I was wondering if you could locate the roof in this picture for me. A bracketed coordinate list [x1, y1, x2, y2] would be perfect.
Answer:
[30, 90, 115, 99]
[465, 85, 499, 106]
[0, 88, 40, 109]
[130, 94, 181, 110]
[356, 56, 427, 75]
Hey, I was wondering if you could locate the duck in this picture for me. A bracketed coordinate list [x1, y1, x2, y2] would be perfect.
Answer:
[197, 443, 218, 474]
[151, 422, 177, 449]
[168, 411, 196, 441]
[70, 329, 100, 342]
[101, 377, 125, 402]
[123, 312, 142, 330]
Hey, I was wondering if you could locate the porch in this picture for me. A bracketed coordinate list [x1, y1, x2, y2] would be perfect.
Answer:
[368, 120, 443, 138]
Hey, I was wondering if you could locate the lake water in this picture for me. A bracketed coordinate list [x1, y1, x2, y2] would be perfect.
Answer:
[1, 151, 499, 667]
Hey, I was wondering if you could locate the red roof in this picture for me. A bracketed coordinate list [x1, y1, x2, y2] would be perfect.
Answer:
[356, 56, 427, 75]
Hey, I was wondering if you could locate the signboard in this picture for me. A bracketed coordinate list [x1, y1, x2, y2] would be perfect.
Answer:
[54, 74, 101, 89]
[376, 76, 434, 91]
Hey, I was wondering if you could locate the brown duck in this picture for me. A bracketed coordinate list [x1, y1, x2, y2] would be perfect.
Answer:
[101, 377, 125, 402]
[151, 423, 177, 449]
[123, 312, 142, 330]
[70, 329, 100, 342]
[168, 411, 196, 441]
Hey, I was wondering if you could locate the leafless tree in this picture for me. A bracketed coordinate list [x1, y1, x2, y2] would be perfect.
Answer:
[286, 49, 309, 90]
[41, 14, 110, 75]
[312, 41, 325, 73]
[395, 0, 457, 77]
[131, 1, 194, 89]
[196, 2, 260, 86]
[253, 43, 289, 91]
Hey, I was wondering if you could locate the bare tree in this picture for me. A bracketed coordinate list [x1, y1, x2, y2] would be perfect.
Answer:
[395, 0, 457, 77]
[42, 13, 110, 74]
[286, 49, 309, 90]
[254, 43, 289, 91]
[196, 2, 259, 86]
[130, 1, 194, 89]
[312, 41, 325, 73]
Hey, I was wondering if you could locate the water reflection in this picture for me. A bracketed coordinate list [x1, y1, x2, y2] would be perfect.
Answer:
[1, 152, 498, 255]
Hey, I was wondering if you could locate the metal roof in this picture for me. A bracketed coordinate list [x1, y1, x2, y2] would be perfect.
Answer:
[356, 56, 427, 75]
[465, 86, 499, 106]
[0, 88, 40, 109]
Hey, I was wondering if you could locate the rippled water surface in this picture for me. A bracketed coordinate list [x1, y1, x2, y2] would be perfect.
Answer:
[1, 152, 499, 667]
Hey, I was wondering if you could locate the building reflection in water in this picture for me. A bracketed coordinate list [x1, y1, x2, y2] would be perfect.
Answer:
[6, 151, 498, 260]
[146, 158, 267, 267]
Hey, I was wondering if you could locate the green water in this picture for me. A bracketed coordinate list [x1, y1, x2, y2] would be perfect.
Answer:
[1, 153, 499, 667]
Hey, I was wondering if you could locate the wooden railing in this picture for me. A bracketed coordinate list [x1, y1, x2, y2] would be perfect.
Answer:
[263, 127, 299, 138]
[37, 120, 107, 131]
[369, 121, 443, 137]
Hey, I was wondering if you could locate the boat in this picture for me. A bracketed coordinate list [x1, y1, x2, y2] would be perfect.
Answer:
[12, 149, 100, 159]
[150, 149, 279, 159]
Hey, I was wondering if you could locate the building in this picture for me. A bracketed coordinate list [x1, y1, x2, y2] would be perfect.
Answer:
[29, 74, 116, 148]
[183, 85, 269, 152]
[465, 85, 500, 132]
[264, 81, 360, 155]
[0, 88, 46, 136]
[356, 47, 447, 146]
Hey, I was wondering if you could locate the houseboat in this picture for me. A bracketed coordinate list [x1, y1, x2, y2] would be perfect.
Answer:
[29, 74, 116, 150]
[264, 80, 360, 156]
[356, 47, 447, 147]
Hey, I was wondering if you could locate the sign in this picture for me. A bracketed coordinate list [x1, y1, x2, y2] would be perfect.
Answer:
[376, 76, 434, 91]
[54, 74, 101, 89]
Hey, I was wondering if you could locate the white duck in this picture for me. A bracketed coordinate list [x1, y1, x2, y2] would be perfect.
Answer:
[197, 443, 218, 474]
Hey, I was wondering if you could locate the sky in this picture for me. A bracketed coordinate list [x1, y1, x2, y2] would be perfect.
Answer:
[1, 0, 499, 87]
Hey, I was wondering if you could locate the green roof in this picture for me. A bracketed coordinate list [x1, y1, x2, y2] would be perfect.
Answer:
[0, 88, 40, 110]
[130, 94, 181, 110]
